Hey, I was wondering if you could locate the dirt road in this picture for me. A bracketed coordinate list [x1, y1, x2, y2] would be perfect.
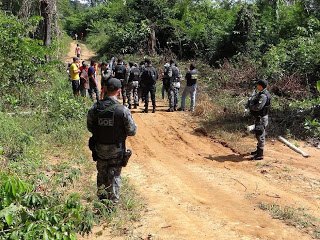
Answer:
[71, 42, 320, 240]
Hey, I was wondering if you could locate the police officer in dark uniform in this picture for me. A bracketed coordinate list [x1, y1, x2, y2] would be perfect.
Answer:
[127, 63, 140, 109]
[247, 79, 271, 160]
[168, 60, 181, 112]
[87, 78, 137, 202]
[140, 58, 158, 113]
[162, 63, 172, 99]
[113, 58, 127, 105]
[100, 62, 112, 99]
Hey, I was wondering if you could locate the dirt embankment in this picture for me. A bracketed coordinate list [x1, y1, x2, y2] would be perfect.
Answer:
[73, 42, 320, 240]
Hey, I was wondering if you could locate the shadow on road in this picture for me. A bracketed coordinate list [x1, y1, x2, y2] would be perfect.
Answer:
[205, 154, 250, 162]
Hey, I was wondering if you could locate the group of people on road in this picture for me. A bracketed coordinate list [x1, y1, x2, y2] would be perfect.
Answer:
[75, 49, 271, 204]
[69, 52, 199, 114]
[68, 56, 100, 100]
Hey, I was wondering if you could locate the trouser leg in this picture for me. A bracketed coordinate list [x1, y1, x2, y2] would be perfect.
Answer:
[96, 161, 122, 203]
[181, 87, 187, 110]
[94, 87, 100, 101]
[174, 87, 179, 109]
[150, 85, 156, 109]
[88, 87, 93, 99]
[168, 88, 174, 108]
[255, 116, 268, 150]
[162, 85, 165, 99]
[126, 83, 133, 107]
[133, 86, 139, 105]
[144, 88, 150, 110]
[190, 85, 197, 111]
[121, 86, 127, 105]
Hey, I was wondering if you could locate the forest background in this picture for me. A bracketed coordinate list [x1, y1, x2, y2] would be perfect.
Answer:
[0, 0, 319, 239]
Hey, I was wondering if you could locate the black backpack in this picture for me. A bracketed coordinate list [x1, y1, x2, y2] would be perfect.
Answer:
[141, 67, 156, 86]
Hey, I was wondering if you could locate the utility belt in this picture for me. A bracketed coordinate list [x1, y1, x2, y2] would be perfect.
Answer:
[88, 137, 132, 167]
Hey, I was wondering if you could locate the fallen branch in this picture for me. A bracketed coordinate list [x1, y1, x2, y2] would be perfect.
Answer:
[278, 136, 310, 158]
[266, 193, 281, 198]
[231, 178, 247, 192]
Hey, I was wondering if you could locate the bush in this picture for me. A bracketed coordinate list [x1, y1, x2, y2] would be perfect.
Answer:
[0, 175, 94, 239]
[0, 12, 48, 92]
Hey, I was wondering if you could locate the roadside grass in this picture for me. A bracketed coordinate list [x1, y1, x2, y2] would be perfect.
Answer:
[259, 202, 320, 239]
[0, 51, 143, 238]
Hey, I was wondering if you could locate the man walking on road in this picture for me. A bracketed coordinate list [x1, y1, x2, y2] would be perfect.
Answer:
[140, 59, 158, 113]
[179, 63, 198, 112]
[75, 44, 81, 58]
[246, 79, 271, 160]
[87, 78, 137, 203]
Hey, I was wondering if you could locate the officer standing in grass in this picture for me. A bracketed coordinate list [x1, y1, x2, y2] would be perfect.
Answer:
[87, 78, 137, 203]
[246, 79, 271, 160]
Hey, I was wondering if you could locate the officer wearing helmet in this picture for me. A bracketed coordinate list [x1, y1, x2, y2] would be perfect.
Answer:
[247, 79, 271, 160]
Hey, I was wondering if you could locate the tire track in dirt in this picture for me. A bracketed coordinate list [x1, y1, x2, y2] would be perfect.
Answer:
[121, 107, 318, 240]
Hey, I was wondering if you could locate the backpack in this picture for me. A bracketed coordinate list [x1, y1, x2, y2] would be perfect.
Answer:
[163, 66, 172, 79]
[141, 67, 156, 86]
[115, 65, 126, 79]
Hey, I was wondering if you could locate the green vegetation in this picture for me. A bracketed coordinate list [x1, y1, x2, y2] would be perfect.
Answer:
[63, 0, 320, 142]
[259, 202, 320, 239]
[0, 6, 142, 239]
[0, 0, 320, 238]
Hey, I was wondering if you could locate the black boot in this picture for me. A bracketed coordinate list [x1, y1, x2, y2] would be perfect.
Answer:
[167, 108, 174, 112]
[128, 104, 132, 109]
[251, 148, 263, 160]
[143, 107, 148, 113]
[152, 106, 156, 113]
[250, 149, 258, 155]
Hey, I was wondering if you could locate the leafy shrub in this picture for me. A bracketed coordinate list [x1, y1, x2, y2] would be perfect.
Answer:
[0, 175, 94, 239]
[0, 12, 48, 93]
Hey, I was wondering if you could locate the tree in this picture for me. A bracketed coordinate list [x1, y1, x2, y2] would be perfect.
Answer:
[40, 0, 57, 46]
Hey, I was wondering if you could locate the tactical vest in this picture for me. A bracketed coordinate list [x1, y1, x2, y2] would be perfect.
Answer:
[163, 66, 172, 79]
[114, 64, 126, 80]
[129, 68, 140, 82]
[141, 67, 157, 86]
[171, 66, 180, 82]
[251, 90, 271, 117]
[94, 98, 126, 145]
[186, 69, 198, 86]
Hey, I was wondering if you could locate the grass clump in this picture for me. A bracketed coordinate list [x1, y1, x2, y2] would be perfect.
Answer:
[259, 202, 320, 239]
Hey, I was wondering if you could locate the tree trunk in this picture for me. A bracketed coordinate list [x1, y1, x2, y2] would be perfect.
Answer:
[40, 0, 52, 47]
[148, 25, 156, 55]
[18, 0, 32, 19]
